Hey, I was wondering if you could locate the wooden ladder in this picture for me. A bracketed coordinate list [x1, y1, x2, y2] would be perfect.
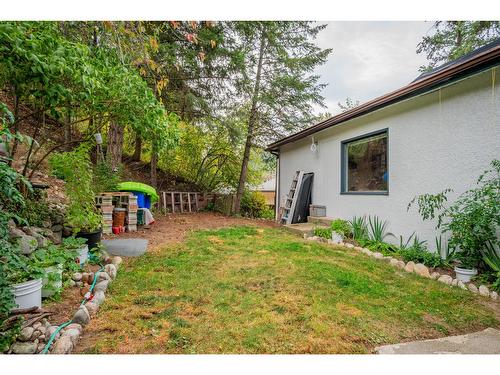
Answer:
[280, 170, 305, 225]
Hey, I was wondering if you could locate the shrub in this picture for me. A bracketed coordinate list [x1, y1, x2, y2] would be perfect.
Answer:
[92, 160, 122, 193]
[240, 191, 270, 218]
[313, 227, 332, 239]
[368, 215, 394, 242]
[398, 246, 444, 268]
[330, 219, 352, 238]
[350, 215, 368, 240]
[408, 159, 500, 269]
[50, 146, 102, 233]
[357, 238, 398, 255]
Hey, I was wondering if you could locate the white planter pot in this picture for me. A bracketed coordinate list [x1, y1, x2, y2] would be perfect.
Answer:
[331, 231, 344, 244]
[76, 245, 89, 266]
[42, 264, 63, 298]
[454, 266, 478, 283]
[11, 278, 42, 310]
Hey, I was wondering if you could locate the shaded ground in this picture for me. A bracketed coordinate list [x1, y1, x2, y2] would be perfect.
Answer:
[76, 223, 499, 354]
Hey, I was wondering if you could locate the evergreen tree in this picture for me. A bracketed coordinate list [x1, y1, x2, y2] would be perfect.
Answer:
[229, 21, 331, 213]
[417, 21, 500, 71]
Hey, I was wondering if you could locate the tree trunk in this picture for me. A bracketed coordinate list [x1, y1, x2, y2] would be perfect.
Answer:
[234, 28, 267, 214]
[132, 133, 142, 161]
[8, 93, 20, 166]
[150, 142, 158, 188]
[106, 121, 124, 171]
[64, 106, 72, 150]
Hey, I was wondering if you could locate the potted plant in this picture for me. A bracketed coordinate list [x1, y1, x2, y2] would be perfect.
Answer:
[4, 248, 44, 309]
[49, 146, 103, 249]
[409, 160, 500, 282]
[32, 243, 79, 297]
[62, 236, 89, 267]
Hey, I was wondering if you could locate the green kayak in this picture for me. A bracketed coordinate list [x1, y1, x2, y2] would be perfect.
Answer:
[117, 181, 159, 203]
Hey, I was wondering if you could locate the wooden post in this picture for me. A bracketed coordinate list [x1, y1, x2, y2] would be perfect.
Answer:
[171, 192, 174, 213]
[180, 193, 183, 213]
[194, 193, 199, 211]
[187, 193, 192, 213]
[162, 192, 167, 212]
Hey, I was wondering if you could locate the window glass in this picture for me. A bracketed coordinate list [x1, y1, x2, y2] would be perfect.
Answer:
[343, 132, 388, 193]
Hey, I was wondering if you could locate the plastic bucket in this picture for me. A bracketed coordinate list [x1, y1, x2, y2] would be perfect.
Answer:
[76, 228, 102, 250]
[76, 245, 89, 266]
[42, 264, 63, 298]
[113, 208, 127, 227]
[454, 267, 478, 283]
[11, 279, 43, 309]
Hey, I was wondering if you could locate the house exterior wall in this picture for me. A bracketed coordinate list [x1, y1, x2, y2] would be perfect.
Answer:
[278, 67, 499, 248]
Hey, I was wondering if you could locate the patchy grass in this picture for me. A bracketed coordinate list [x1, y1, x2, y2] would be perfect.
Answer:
[81, 226, 499, 353]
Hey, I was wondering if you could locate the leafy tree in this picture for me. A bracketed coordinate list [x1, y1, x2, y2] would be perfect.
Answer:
[228, 21, 331, 212]
[417, 21, 500, 71]
[338, 97, 360, 112]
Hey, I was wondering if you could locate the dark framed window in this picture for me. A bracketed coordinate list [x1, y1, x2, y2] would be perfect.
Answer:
[341, 129, 388, 194]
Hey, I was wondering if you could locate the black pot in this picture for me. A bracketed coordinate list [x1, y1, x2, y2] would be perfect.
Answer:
[76, 228, 102, 250]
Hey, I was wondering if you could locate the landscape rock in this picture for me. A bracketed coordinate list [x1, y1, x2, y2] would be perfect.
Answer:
[382, 256, 394, 263]
[345, 243, 354, 248]
[88, 272, 95, 284]
[33, 322, 42, 330]
[41, 220, 52, 229]
[65, 323, 83, 332]
[10, 341, 37, 354]
[49, 231, 62, 245]
[372, 252, 384, 259]
[17, 234, 38, 254]
[38, 335, 46, 342]
[414, 263, 430, 278]
[479, 285, 490, 297]
[37, 343, 46, 353]
[50, 224, 63, 232]
[31, 330, 41, 340]
[389, 258, 399, 267]
[72, 272, 82, 282]
[47, 326, 61, 340]
[69, 280, 76, 287]
[457, 280, 467, 290]
[94, 280, 109, 293]
[98, 272, 111, 282]
[104, 264, 117, 279]
[490, 291, 498, 301]
[468, 283, 479, 293]
[404, 261, 415, 273]
[52, 214, 63, 225]
[353, 246, 364, 252]
[81, 273, 89, 284]
[72, 306, 90, 326]
[430, 272, 440, 280]
[75, 281, 83, 287]
[93, 290, 105, 306]
[361, 248, 373, 256]
[62, 328, 81, 345]
[18, 326, 34, 341]
[62, 226, 72, 237]
[51, 336, 73, 354]
[85, 301, 99, 317]
[437, 275, 453, 285]
[451, 278, 458, 286]
[9, 226, 25, 238]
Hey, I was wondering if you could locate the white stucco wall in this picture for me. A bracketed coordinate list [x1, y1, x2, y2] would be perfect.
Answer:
[278, 67, 500, 249]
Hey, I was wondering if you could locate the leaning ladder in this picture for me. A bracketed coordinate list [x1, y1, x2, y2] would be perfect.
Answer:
[280, 170, 305, 225]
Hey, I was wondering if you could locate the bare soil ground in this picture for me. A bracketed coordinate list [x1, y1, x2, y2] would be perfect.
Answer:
[102, 211, 279, 252]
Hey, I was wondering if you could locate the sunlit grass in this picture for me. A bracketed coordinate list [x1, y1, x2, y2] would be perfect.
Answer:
[83, 226, 498, 353]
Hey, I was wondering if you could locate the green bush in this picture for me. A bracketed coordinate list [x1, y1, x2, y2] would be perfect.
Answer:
[357, 238, 398, 255]
[92, 161, 122, 193]
[330, 219, 352, 238]
[397, 246, 444, 268]
[313, 227, 332, 239]
[350, 215, 368, 240]
[240, 191, 270, 219]
[49, 146, 102, 233]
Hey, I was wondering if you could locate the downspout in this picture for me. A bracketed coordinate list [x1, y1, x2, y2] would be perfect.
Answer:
[271, 150, 280, 222]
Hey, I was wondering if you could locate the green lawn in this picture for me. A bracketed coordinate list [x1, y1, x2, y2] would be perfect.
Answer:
[82, 226, 499, 353]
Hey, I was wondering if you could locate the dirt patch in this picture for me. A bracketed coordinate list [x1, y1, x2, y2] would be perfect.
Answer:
[102, 212, 279, 252]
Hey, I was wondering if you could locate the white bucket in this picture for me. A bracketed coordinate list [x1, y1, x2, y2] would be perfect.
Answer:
[42, 264, 63, 298]
[11, 279, 43, 310]
[331, 231, 344, 244]
[454, 267, 478, 283]
[77, 245, 89, 266]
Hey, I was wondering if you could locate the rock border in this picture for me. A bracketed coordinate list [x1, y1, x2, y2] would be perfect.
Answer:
[306, 236, 499, 303]
[8, 256, 123, 354]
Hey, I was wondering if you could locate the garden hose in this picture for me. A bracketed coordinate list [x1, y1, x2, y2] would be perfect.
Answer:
[40, 265, 105, 354]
